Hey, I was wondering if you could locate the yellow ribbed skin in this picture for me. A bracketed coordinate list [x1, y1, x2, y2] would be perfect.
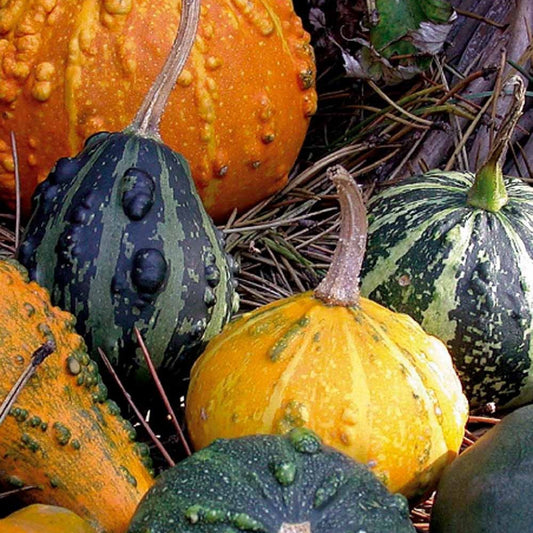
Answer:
[0, 504, 97, 533]
[186, 291, 469, 501]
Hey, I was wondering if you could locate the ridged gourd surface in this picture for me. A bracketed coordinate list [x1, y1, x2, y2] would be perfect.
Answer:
[18, 131, 239, 384]
[0, 259, 154, 533]
[185, 290, 468, 501]
[128, 429, 416, 533]
[0, 0, 317, 221]
[360, 170, 533, 409]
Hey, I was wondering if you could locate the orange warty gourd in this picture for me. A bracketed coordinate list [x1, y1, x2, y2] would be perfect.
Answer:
[0, 0, 316, 221]
[0, 259, 154, 533]
[185, 166, 469, 502]
[0, 504, 97, 533]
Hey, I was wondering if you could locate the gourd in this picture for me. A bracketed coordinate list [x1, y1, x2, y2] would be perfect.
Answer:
[0, 504, 96, 533]
[128, 427, 415, 533]
[17, 0, 239, 385]
[0, 0, 317, 222]
[360, 76, 533, 410]
[0, 259, 154, 533]
[430, 406, 533, 533]
[185, 165, 468, 502]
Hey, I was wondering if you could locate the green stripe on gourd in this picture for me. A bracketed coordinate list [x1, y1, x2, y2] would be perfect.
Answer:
[17, 0, 239, 386]
[361, 77, 533, 409]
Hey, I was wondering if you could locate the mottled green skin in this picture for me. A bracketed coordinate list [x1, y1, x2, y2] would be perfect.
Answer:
[360, 170, 533, 409]
[128, 428, 414, 533]
[18, 131, 239, 385]
[430, 405, 533, 533]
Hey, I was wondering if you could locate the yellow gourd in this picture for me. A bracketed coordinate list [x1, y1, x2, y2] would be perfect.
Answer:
[0, 504, 96, 533]
[185, 166, 469, 502]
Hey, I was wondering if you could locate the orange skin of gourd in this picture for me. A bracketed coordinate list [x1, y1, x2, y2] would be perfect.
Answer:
[0, 260, 154, 533]
[0, 0, 316, 221]
[186, 292, 469, 502]
[0, 504, 97, 533]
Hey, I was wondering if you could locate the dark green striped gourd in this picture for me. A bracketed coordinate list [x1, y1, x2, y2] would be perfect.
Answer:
[127, 428, 415, 533]
[360, 78, 533, 409]
[17, 0, 239, 384]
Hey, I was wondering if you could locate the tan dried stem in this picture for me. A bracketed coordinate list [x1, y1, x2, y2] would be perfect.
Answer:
[279, 522, 312, 533]
[10, 132, 20, 251]
[129, 0, 201, 139]
[98, 347, 176, 467]
[0, 340, 55, 426]
[485, 75, 526, 168]
[134, 327, 192, 457]
[314, 165, 367, 307]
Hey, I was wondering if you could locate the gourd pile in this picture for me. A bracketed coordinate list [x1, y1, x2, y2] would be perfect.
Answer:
[0, 1, 532, 532]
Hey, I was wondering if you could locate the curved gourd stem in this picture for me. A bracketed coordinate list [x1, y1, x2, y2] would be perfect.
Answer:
[128, 0, 201, 139]
[279, 523, 311, 533]
[0, 341, 55, 426]
[314, 165, 367, 307]
[467, 75, 526, 212]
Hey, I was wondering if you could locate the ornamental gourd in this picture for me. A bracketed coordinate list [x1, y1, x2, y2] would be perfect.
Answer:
[0, 0, 317, 222]
[360, 77, 533, 410]
[17, 0, 239, 385]
[185, 166, 468, 502]
[128, 428, 415, 533]
[0, 504, 96, 533]
[430, 406, 533, 533]
[0, 259, 154, 533]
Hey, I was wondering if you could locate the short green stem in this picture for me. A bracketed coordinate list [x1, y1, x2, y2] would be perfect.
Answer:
[467, 160, 508, 212]
[467, 75, 525, 212]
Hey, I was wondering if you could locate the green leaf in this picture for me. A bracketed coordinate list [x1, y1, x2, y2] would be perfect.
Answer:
[339, 0, 455, 85]
[371, 0, 453, 54]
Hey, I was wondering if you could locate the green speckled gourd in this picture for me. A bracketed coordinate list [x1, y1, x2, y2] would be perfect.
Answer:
[0, 258, 154, 533]
[17, 0, 239, 384]
[430, 406, 533, 533]
[128, 428, 415, 533]
[360, 77, 533, 410]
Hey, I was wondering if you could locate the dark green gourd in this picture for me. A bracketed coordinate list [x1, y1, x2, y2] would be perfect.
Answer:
[17, 0, 239, 384]
[127, 428, 415, 533]
[430, 406, 533, 533]
[360, 77, 533, 409]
